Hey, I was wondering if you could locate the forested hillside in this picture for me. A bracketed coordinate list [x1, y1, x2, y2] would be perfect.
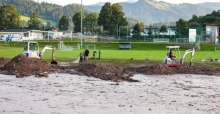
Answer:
[0, 0, 91, 22]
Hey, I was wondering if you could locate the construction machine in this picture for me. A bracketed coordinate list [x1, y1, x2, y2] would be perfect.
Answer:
[22, 41, 58, 64]
[162, 46, 194, 67]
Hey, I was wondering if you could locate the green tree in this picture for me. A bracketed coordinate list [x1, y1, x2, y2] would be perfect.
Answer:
[160, 25, 167, 33]
[160, 25, 167, 38]
[98, 2, 127, 35]
[72, 12, 85, 33]
[139, 22, 145, 31]
[132, 22, 141, 41]
[111, 3, 127, 35]
[148, 25, 153, 37]
[119, 26, 131, 38]
[84, 12, 98, 34]
[59, 15, 69, 30]
[98, 2, 112, 31]
[28, 12, 41, 29]
[0, 5, 20, 30]
[188, 22, 201, 28]
[176, 18, 188, 37]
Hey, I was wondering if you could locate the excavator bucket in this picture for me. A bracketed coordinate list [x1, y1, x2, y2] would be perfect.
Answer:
[51, 60, 58, 65]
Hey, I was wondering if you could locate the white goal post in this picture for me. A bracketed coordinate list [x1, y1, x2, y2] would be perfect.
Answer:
[58, 41, 80, 51]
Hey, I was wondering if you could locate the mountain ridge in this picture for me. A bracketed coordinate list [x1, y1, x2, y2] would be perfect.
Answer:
[85, 0, 220, 25]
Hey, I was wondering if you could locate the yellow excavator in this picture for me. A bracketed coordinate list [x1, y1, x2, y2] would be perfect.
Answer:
[22, 41, 57, 64]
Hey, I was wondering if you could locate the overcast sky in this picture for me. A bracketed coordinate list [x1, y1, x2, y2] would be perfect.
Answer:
[40, 0, 220, 6]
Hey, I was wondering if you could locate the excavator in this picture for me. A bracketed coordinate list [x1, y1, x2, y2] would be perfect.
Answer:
[162, 46, 195, 67]
[22, 41, 58, 64]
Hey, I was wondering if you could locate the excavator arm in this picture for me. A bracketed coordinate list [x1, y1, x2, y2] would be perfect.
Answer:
[39, 45, 57, 64]
[180, 48, 195, 66]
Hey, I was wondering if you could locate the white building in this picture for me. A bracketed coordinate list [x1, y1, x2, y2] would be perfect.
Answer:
[0, 29, 73, 41]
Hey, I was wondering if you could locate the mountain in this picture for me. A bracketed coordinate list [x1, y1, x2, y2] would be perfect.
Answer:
[196, 2, 220, 11]
[85, 0, 215, 25]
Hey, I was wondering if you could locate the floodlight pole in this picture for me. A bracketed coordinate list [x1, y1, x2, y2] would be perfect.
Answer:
[80, 0, 83, 49]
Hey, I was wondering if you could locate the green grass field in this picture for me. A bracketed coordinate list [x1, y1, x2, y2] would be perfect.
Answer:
[1, 41, 220, 64]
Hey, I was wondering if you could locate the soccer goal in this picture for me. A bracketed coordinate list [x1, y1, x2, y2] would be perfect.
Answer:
[80, 44, 96, 50]
[58, 41, 80, 51]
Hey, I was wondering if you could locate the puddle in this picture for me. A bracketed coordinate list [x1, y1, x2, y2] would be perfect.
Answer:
[58, 62, 70, 66]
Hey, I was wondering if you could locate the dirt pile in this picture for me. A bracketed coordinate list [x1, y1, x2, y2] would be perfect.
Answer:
[1, 54, 52, 78]
[1, 54, 220, 82]
[130, 64, 220, 76]
[0, 57, 11, 67]
[133, 64, 176, 75]
[75, 63, 138, 82]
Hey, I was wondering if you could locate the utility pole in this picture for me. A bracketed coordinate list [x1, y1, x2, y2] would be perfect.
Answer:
[80, 0, 83, 49]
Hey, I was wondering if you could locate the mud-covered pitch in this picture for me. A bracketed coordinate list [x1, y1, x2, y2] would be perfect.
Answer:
[0, 55, 220, 82]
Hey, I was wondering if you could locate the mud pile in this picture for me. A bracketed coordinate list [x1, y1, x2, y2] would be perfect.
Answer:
[133, 64, 176, 75]
[131, 64, 220, 76]
[75, 63, 138, 82]
[1, 54, 220, 82]
[0, 57, 11, 67]
[1, 54, 52, 78]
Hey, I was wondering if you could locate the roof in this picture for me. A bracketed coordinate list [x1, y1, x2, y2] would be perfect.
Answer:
[0, 29, 49, 33]
[166, 46, 180, 49]
[0, 29, 33, 32]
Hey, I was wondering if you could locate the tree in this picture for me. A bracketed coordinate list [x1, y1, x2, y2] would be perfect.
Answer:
[139, 22, 145, 31]
[160, 25, 167, 38]
[176, 18, 188, 37]
[132, 22, 141, 41]
[59, 15, 69, 30]
[0, 5, 20, 30]
[84, 12, 98, 34]
[72, 12, 85, 33]
[98, 2, 112, 31]
[160, 25, 167, 33]
[28, 12, 41, 29]
[98, 2, 127, 35]
[148, 25, 153, 37]
[188, 22, 201, 28]
[119, 26, 131, 38]
[110, 3, 127, 35]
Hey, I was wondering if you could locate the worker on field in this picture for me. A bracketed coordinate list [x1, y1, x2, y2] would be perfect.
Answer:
[169, 49, 176, 59]
[84, 48, 89, 61]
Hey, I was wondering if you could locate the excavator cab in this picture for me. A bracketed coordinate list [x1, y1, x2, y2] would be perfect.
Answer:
[22, 41, 58, 65]
[162, 46, 181, 67]
[22, 42, 40, 59]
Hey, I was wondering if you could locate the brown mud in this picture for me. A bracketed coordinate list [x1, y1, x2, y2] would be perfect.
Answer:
[0, 54, 220, 82]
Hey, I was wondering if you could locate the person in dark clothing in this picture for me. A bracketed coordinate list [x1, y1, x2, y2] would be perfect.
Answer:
[169, 49, 176, 59]
[98, 50, 101, 59]
[84, 48, 89, 61]
[79, 51, 83, 64]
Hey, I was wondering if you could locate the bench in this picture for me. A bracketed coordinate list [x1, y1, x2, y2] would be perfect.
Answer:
[101, 46, 110, 48]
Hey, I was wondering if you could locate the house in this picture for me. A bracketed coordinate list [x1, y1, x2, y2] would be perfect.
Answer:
[0, 29, 73, 41]
[144, 28, 176, 35]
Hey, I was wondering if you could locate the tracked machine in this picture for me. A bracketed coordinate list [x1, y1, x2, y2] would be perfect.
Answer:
[162, 46, 195, 67]
[22, 41, 58, 64]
